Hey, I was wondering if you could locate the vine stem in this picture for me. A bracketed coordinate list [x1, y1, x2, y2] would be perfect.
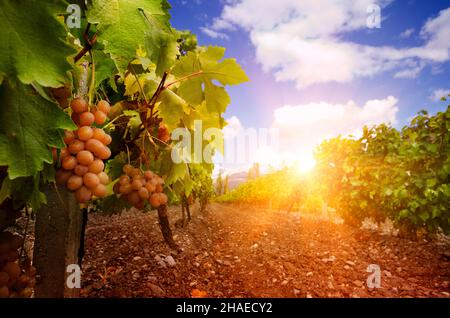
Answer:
[164, 70, 203, 89]
[88, 50, 95, 106]
[125, 144, 131, 165]
[103, 114, 127, 130]
[130, 64, 149, 105]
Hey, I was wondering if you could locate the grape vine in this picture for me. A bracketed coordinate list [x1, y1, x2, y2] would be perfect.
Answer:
[0, 0, 248, 297]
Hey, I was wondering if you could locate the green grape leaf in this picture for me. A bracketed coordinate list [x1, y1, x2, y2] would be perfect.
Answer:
[93, 50, 118, 87]
[42, 162, 56, 183]
[87, 0, 172, 74]
[105, 152, 128, 181]
[96, 195, 131, 215]
[0, 80, 76, 179]
[123, 110, 142, 139]
[172, 46, 249, 113]
[0, 177, 12, 204]
[165, 162, 188, 185]
[146, 28, 179, 76]
[177, 77, 203, 105]
[203, 82, 230, 114]
[86, 0, 120, 25]
[0, 0, 75, 87]
[157, 89, 190, 130]
[30, 174, 47, 211]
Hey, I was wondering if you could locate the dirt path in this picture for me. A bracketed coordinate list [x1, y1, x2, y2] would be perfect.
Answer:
[82, 203, 450, 298]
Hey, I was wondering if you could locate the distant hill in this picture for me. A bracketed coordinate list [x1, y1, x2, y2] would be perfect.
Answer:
[226, 171, 248, 190]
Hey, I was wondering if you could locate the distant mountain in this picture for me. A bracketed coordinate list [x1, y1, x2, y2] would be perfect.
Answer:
[226, 171, 248, 190]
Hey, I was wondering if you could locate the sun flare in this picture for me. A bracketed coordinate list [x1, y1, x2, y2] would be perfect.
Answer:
[294, 153, 316, 174]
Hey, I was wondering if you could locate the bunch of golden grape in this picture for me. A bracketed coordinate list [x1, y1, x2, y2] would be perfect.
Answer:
[55, 98, 112, 203]
[113, 164, 168, 209]
[0, 232, 36, 298]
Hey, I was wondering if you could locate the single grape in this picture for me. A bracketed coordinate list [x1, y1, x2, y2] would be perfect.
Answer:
[131, 179, 143, 190]
[92, 184, 107, 197]
[97, 172, 109, 185]
[75, 186, 92, 203]
[66, 175, 83, 191]
[83, 172, 100, 189]
[149, 193, 161, 208]
[96, 145, 111, 160]
[77, 150, 94, 166]
[145, 182, 156, 193]
[70, 97, 87, 113]
[144, 171, 153, 180]
[119, 184, 132, 195]
[97, 100, 111, 114]
[93, 110, 107, 125]
[79, 112, 95, 126]
[119, 175, 130, 185]
[159, 194, 168, 205]
[62, 156, 77, 170]
[60, 148, 70, 159]
[138, 187, 149, 200]
[101, 134, 112, 146]
[63, 130, 75, 144]
[74, 164, 89, 176]
[77, 126, 94, 141]
[88, 159, 104, 174]
[92, 128, 106, 141]
[68, 140, 85, 154]
[85, 138, 103, 154]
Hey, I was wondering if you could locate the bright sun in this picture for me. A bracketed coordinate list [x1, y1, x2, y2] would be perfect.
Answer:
[294, 153, 316, 174]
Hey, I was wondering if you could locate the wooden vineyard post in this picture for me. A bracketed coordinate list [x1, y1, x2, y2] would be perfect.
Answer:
[33, 184, 83, 298]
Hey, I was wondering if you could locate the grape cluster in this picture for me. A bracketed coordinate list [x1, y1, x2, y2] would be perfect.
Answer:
[113, 165, 168, 209]
[0, 232, 36, 298]
[55, 98, 112, 203]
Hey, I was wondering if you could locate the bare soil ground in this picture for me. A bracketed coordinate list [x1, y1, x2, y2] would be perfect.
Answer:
[82, 203, 450, 298]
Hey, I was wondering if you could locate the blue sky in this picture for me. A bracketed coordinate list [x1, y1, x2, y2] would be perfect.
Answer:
[169, 0, 450, 172]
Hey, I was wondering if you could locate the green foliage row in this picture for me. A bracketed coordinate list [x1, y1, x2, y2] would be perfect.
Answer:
[315, 105, 450, 234]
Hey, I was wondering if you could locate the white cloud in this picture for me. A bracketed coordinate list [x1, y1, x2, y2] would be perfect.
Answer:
[430, 88, 450, 101]
[272, 96, 399, 155]
[218, 97, 399, 173]
[199, 27, 229, 40]
[400, 28, 415, 38]
[205, 1, 450, 88]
